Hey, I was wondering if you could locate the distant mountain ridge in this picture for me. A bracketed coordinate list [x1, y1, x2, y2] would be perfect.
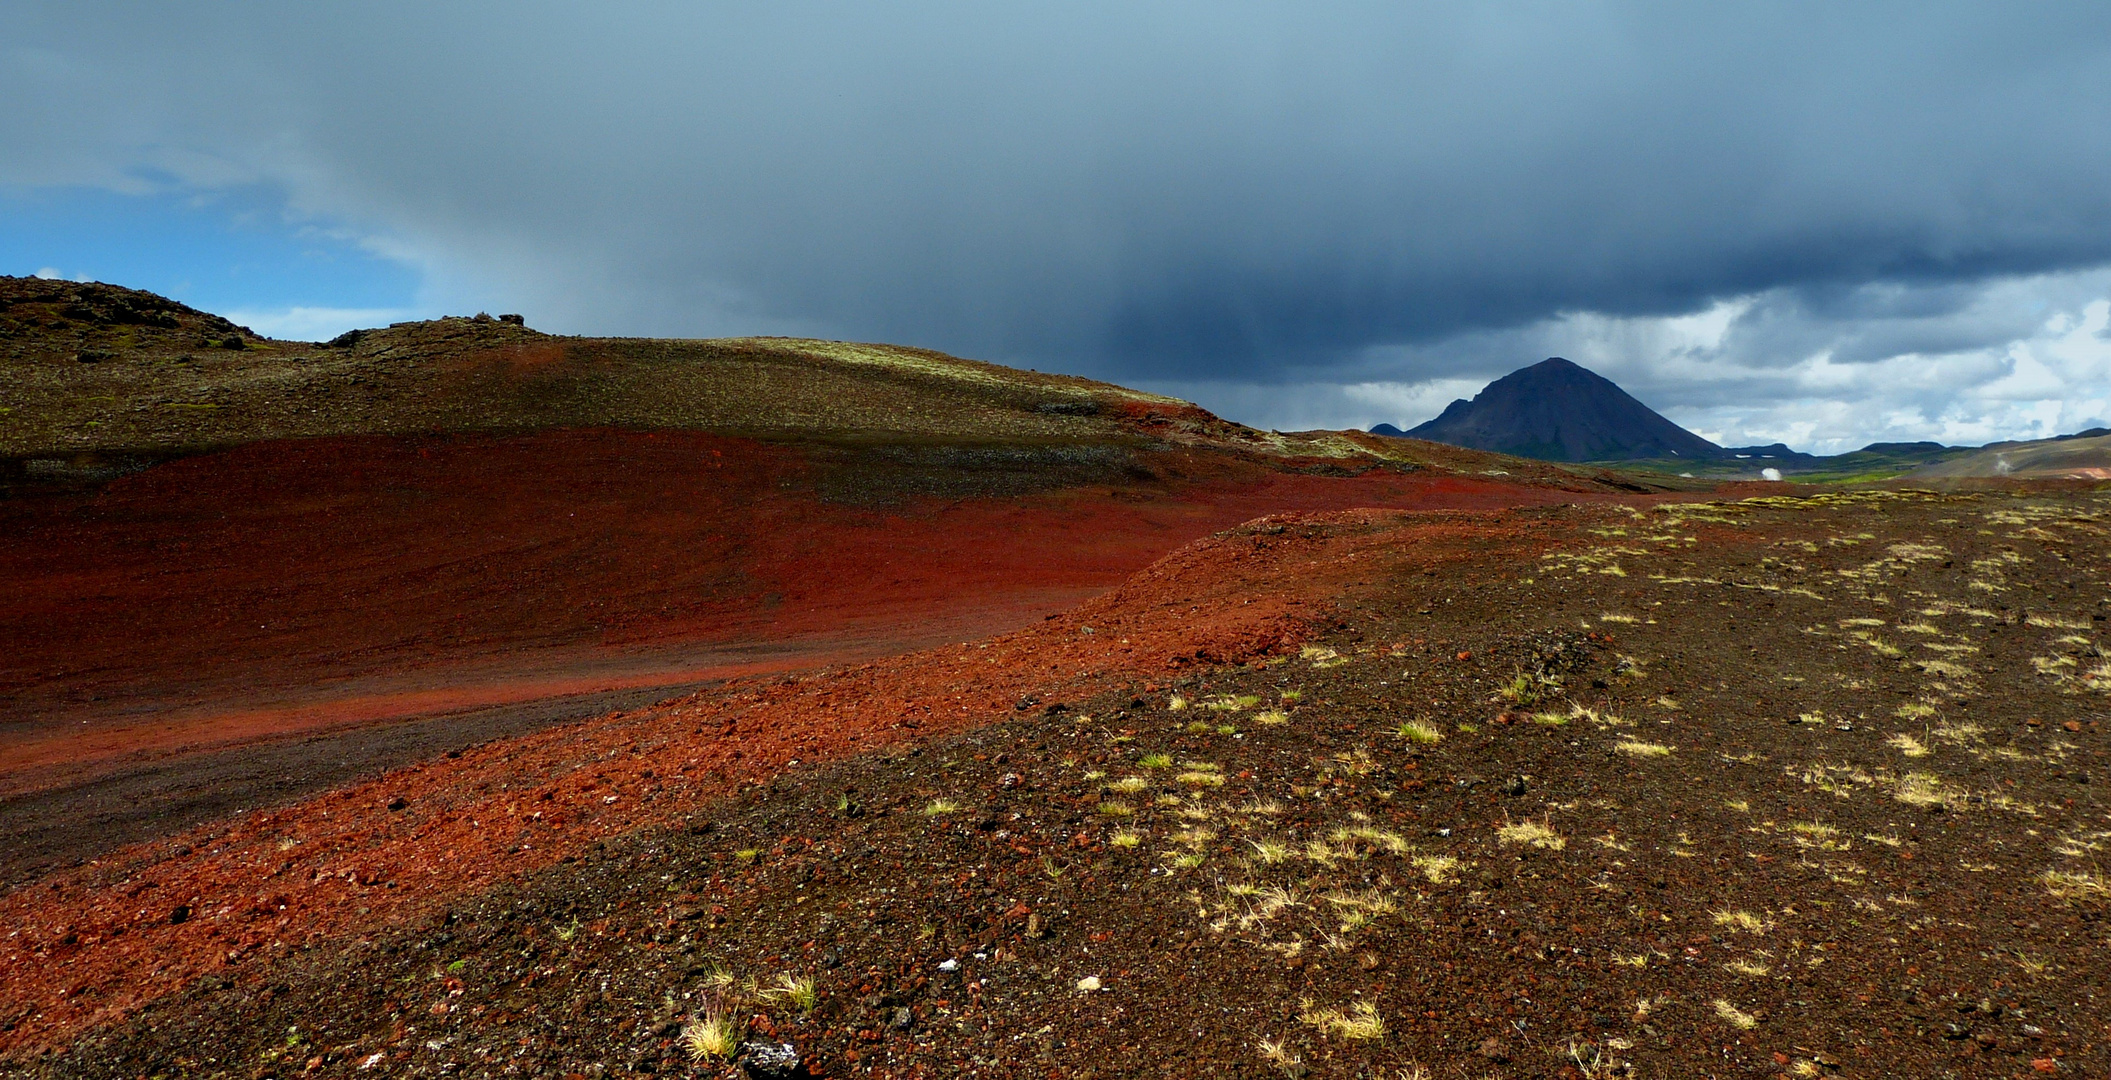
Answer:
[1370, 355, 2111, 479]
[1392, 357, 1722, 463]
[1911, 428, 2111, 480]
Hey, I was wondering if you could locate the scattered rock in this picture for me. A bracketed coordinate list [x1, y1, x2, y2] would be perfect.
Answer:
[167, 904, 190, 925]
[1075, 976, 1102, 992]
[738, 1041, 807, 1079]
[1476, 1036, 1511, 1062]
[1034, 400, 1099, 416]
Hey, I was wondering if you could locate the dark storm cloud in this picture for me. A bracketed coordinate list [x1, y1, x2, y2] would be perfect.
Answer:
[6, 1, 2111, 392]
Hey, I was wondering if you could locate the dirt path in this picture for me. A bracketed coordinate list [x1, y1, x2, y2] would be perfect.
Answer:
[0, 679, 708, 888]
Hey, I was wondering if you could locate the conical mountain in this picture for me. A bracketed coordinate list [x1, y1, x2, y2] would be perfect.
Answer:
[1397, 357, 1723, 463]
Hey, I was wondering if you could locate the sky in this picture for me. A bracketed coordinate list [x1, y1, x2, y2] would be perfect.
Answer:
[6, 3, 2111, 453]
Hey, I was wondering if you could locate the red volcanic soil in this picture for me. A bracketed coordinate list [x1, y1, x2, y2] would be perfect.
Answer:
[0, 505, 1551, 1055]
[0, 430, 1605, 797]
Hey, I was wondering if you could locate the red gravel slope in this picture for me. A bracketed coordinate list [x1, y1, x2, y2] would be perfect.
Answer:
[0, 431, 1609, 797]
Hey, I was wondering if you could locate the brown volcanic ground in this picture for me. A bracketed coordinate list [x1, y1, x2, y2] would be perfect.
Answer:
[3, 485, 2109, 1080]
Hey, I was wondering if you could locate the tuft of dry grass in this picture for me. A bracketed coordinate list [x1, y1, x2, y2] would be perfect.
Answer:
[1411, 853, 1461, 884]
[1570, 705, 1629, 727]
[1256, 1037, 1304, 1077]
[1892, 772, 1955, 808]
[1711, 909, 1771, 934]
[680, 1013, 743, 1061]
[1497, 819, 1565, 850]
[1329, 825, 1409, 855]
[2027, 613, 2092, 630]
[1394, 720, 1443, 743]
[1496, 671, 1561, 705]
[1245, 838, 1292, 863]
[1299, 999, 1386, 1041]
[2040, 869, 2111, 902]
[1615, 739, 1673, 758]
[1321, 888, 1399, 917]
[1915, 659, 1974, 679]
[1712, 999, 1760, 1030]
[760, 973, 818, 1014]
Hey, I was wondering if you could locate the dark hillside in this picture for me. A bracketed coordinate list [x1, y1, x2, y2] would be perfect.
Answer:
[1401, 357, 1723, 462]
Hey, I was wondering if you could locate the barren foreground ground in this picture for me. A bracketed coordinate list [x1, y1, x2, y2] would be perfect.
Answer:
[8, 484, 2111, 1079]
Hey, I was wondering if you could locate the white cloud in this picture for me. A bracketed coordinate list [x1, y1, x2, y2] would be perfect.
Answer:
[221, 305, 422, 342]
[1130, 375, 1487, 434]
[1170, 267, 2111, 454]
[9, 5, 2111, 453]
